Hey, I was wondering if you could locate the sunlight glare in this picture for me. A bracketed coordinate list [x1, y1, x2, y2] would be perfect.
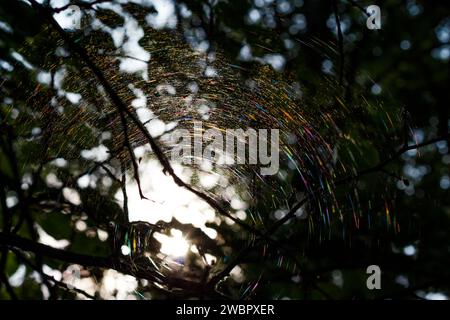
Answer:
[154, 229, 189, 258]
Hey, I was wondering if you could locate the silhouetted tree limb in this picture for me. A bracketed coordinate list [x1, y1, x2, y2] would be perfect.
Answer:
[208, 196, 311, 288]
[28, 0, 264, 239]
[0, 271, 17, 300]
[333, 0, 344, 85]
[27, 4, 309, 291]
[208, 133, 450, 288]
[51, 0, 112, 13]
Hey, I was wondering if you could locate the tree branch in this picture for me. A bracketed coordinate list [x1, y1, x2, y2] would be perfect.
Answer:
[0, 271, 17, 300]
[12, 249, 96, 300]
[0, 232, 111, 268]
[336, 134, 450, 185]
[333, 0, 344, 85]
[0, 232, 204, 292]
[208, 196, 311, 288]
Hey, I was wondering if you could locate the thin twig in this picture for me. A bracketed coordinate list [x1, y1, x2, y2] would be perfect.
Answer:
[208, 196, 310, 288]
[333, 0, 344, 85]
[346, 0, 370, 17]
[1, 124, 56, 297]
